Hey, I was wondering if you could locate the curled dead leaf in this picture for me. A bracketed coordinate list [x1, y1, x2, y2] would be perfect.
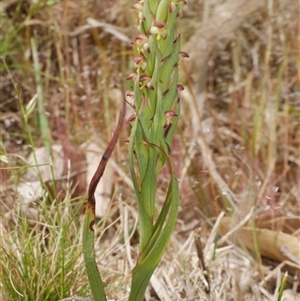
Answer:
[220, 216, 300, 266]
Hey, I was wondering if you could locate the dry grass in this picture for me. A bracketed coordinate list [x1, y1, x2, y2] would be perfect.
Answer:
[1, 0, 299, 300]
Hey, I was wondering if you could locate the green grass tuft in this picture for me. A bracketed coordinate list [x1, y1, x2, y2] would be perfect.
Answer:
[1, 195, 89, 301]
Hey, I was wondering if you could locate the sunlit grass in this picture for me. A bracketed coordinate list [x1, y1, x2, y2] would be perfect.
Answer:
[1, 194, 88, 301]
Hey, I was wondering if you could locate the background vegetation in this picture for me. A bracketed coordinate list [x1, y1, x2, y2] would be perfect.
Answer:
[1, 0, 299, 300]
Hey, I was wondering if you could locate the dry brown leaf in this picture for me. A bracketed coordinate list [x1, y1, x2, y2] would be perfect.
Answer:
[220, 216, 300, 265]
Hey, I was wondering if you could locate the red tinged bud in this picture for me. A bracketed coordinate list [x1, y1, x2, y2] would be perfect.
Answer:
[127, 114, 137, 123]
[165, 110, 177, 118]
[139, 75, 154, 90]
[175, 51, 189, 67]
[176, 84, 184, 92]
[127, 73, 137, 80]
[134, 34, 149, 50]
[134, 56, 144, 65]
[140, 75, 151, 82]
[179, 51, 189, 58]
[154, 21, 166, 28]
[135, 34, 148, 43]
[134, 56, 147, 72]
[126, 91, 134, 97]
[149, 21, 167, 39]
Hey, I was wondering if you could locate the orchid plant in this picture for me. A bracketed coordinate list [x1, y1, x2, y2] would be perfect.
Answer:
[127, 1, 187, 299]
[82, 1, 187, 300]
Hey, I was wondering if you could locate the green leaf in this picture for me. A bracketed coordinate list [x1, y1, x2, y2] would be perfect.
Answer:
[129, 173, 179, 301]
[129, 119, 153, 250]
[156, 0, 170, 22]
[82, 205, 107, 301]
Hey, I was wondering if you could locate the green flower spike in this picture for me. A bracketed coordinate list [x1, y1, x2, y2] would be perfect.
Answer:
[127, 1, 188, 300]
